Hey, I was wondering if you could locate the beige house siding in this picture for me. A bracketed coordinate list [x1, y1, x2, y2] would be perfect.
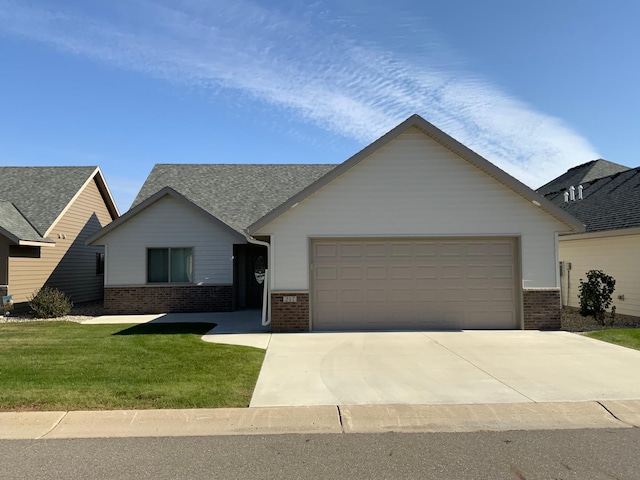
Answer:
[559, 232, 640, 317]
[98, 195, 239, 286]
[8, 178, 113, 304]
[257, 127, 568, 292]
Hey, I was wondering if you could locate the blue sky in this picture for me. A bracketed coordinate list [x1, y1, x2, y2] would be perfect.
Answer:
[1, 0, 638, 212]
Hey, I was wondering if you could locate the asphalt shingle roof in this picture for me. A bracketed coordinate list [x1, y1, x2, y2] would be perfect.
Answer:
[0, 166, 98, 240]
[537, 159, 630, 196]
[133, 164, 338, 232]
[541, 167, 640, 232]
[0, 201, 53, 243]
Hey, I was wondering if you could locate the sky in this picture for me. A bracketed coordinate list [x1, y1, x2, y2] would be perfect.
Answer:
[1, 0, 638, 212]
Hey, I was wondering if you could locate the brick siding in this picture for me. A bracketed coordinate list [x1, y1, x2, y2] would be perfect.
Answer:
[523, 288, 561, 330]
[103, 285, 233, 314]
[271, 292, 309, 332]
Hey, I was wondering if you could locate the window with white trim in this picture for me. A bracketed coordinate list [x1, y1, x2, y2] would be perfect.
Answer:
[147, 248, 193, 283]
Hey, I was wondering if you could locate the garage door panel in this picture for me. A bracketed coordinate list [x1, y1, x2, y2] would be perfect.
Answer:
[312, 238, 518, 331]
[340, 244, 362, 257]
[315, 265, 338, 280]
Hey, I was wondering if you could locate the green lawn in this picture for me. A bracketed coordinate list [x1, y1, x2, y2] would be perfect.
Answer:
[585, 329, 640, 351]
[0, 322, 265, 411]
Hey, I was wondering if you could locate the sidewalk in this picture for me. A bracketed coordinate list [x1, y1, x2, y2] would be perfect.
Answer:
[2, 400, 639, 440]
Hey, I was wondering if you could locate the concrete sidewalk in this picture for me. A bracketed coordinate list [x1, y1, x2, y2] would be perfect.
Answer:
[2, 400, 639, 440]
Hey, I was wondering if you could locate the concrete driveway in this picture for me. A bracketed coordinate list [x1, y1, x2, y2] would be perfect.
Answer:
[250, 331, 640, 407]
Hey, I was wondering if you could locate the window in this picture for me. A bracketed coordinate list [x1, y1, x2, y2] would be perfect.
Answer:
[96, 252, 105, 275]
[147, 248, 193, 283]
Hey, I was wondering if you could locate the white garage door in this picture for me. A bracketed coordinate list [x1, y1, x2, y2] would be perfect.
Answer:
[311, 238, 519, 331]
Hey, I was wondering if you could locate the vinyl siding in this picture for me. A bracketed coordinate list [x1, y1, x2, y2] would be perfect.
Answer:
[99, 195, 239, 286]
[559, 233, 640, 317]
[7, 178, 114, 303]
[257, 127, 567, 291]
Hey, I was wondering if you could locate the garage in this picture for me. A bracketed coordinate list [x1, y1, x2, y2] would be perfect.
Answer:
[311, 238, 519, 331]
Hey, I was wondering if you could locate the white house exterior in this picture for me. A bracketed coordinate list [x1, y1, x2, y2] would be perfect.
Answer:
[249, 120, 582, 331]
[89, 115, 583, 331]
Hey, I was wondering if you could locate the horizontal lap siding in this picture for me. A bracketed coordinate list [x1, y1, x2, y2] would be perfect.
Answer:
[100, 196, 238, 286]
[559, 234, 640, 317]
[259, 128, 567, 292]
[8, 178, 114, 303]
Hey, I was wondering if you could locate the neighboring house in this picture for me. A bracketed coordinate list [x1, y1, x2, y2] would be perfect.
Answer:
[0, 167, 119, 309]
[88, 115, 583, 332]
[539, 161, 640, 318]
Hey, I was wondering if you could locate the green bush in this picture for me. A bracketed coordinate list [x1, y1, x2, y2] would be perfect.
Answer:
[28, 287, 73, 318]
[578, 270, 616, 326]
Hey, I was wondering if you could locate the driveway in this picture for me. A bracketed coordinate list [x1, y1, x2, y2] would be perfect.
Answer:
[250, 331, 640, 407]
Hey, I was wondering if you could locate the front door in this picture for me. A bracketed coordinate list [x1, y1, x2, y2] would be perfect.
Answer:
[246, 245, 267, 308]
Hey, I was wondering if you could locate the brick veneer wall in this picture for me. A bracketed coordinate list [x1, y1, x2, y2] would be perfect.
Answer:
[523, 288, 561, 330]
[271, 292, 309, 332]
[104, 285, 233, 314]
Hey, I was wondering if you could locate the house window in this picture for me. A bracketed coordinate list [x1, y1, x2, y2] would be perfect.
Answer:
[147, 248, 193, 283]
[96, 252, 105, 275]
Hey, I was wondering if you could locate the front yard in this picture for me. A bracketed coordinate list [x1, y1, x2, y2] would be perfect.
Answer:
[0, 322, 265, 411]
[585, 329, 640, 352]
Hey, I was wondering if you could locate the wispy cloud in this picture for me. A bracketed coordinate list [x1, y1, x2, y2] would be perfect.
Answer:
[0, 0, 599, 187]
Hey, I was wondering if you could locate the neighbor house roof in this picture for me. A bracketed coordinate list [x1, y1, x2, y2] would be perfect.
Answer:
[541, 166, 640, 233]
[0, 166, 119, 244]
[247, 114, 585, 234]
[131, 164, 337, 233]
[537, 159, 631, 196]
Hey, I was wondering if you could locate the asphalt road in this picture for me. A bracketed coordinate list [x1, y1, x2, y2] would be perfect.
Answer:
[2, 428, 639, 479]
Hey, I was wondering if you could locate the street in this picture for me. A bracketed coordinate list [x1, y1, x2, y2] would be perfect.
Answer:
[2, 428, 639, 479]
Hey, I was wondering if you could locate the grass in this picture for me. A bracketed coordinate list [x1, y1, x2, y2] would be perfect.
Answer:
[584, 328, 640, 351]
[0, 322, 265, 411]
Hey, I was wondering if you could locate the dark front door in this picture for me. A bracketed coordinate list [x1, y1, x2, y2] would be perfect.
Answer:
[246, 245, 267, 308]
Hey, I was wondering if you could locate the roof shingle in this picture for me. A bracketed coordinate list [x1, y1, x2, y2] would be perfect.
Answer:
[537, 159, 630, 196]
[0, 166, 98, 236]
[133, 164, 338, 232]
[541, 167, 640, 232]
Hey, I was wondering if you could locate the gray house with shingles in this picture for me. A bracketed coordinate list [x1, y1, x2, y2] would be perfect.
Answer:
[88, 115, 584, 331]
[0, 167, 119, 308]
[539, 160, 640, 317]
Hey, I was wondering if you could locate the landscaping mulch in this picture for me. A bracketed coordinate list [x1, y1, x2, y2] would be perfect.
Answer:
[561, 307, 640, 332]
[0, 301, 103, 324]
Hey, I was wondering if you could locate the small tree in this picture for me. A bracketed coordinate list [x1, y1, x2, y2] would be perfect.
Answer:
[578, 270, 616, 326]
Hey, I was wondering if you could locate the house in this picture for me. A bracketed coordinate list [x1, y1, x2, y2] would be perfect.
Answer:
[539, 161, 640, 318]
[0, 167, 119, 309]
[88, 115, 583, 331]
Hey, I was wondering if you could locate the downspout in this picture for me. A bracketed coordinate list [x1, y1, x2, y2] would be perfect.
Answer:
[243, 233, 271, 326]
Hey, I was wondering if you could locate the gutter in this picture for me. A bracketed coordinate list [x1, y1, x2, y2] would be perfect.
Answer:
[243, 233, 271, 327]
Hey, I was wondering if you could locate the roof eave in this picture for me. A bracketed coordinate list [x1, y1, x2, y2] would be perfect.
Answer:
[44, 167, 120, 238]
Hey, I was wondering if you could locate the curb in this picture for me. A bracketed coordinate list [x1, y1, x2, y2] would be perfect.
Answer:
[1, 400, 639, 440]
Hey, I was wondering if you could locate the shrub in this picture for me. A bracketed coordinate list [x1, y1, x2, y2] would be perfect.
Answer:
[28, 287, 73, 318]
[578, 270, 616, 326]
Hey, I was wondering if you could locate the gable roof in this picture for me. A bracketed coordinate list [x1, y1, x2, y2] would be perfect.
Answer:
[130, 163, 337, 233]
[0, 166, 119, 244]
[537, 159, 631, 196]
[247, 114, 585, 234]
[87, 186, 249, 245]
[541, 166, 640, 233]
